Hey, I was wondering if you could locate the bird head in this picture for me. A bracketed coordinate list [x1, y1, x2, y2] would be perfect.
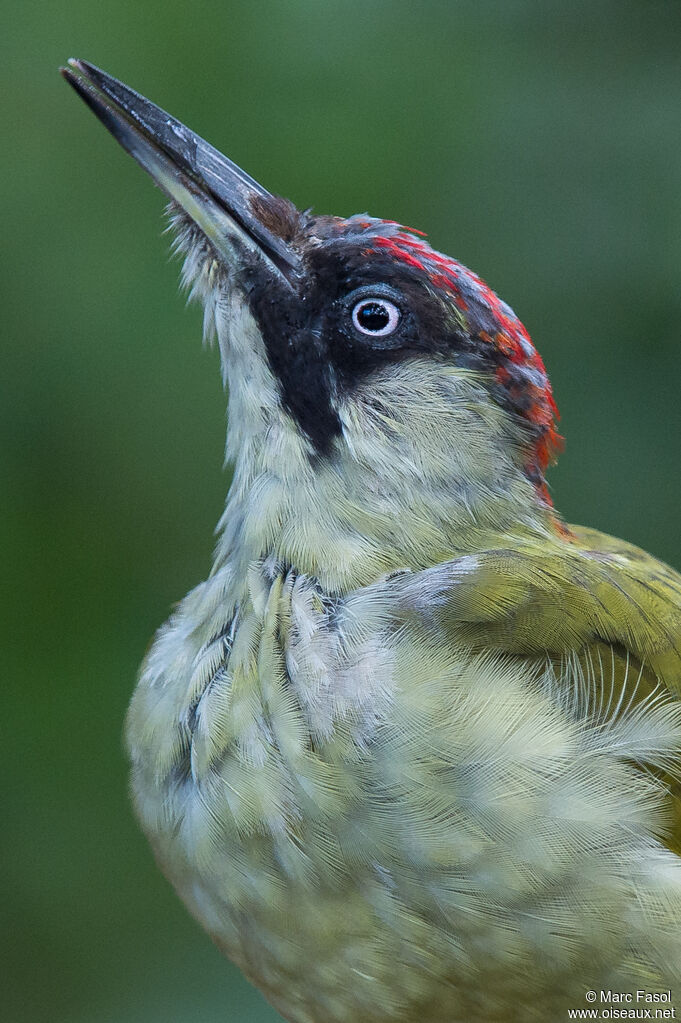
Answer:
[63, 61, 563, 587]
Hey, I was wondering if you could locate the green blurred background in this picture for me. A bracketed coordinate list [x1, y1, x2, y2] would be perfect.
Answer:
[4, 1, 681, 1020]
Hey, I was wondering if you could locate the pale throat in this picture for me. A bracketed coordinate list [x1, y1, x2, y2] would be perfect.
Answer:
[211, 296, 551, 596]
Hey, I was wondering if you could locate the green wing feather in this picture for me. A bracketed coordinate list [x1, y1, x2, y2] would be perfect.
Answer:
[394, 525, 681, 853]
[428, 527, 681, 683]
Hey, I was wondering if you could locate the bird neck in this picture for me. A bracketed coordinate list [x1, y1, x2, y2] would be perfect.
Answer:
[213, 406, 555, 599]
[211, 301, 557, 596]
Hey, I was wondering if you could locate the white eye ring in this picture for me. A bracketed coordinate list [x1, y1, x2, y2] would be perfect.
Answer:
[351, 297, 401, 337]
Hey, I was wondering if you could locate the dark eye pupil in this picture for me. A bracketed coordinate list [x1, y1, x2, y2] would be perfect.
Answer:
[357, 302, 390, 331]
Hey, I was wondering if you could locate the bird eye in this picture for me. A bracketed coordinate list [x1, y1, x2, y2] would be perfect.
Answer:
[351, 297, 400, 337]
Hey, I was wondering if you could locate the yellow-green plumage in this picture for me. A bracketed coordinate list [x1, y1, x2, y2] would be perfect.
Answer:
[128, 503, 681, 1021]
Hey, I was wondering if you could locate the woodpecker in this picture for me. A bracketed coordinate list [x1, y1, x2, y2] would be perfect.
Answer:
[63, 60, 681, 1023]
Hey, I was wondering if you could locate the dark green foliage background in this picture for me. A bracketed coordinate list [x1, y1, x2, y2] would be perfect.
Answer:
[4, 2, 681, 1020]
